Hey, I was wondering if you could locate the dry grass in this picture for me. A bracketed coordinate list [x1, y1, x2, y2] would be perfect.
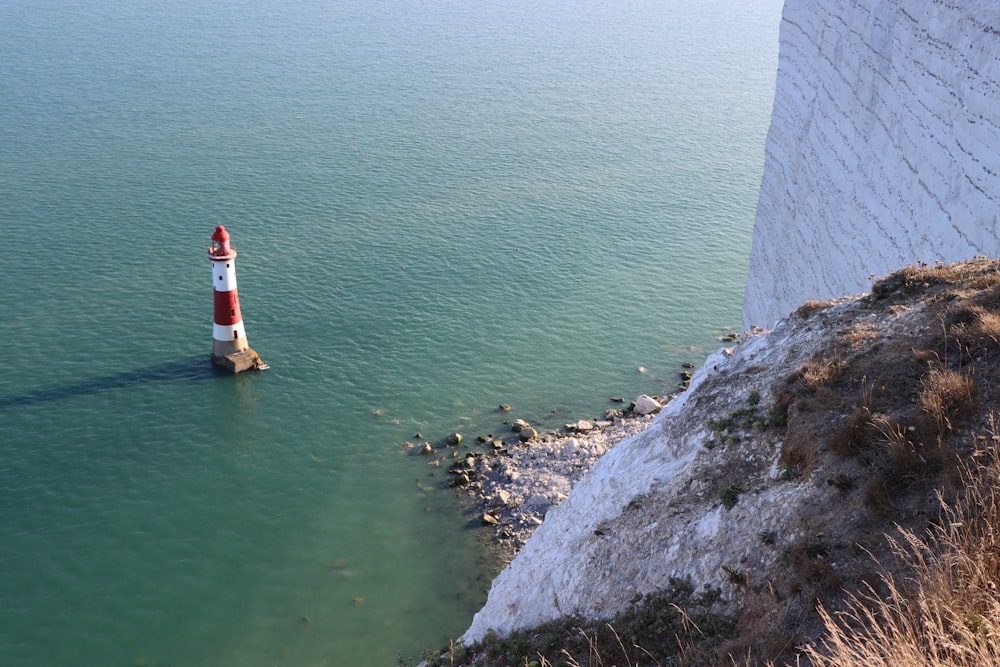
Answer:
[971, 309, 1000, 345]
[827, 408, 874, 457]
[918, 364, 974, 442]
[793, 300, 832, 319]
[835, 323, 879, 351]
[948, 304, 1000, 354]
[799, 419, 1000, 667]
[791, 358, 849, 391]
[871, 259, 999, 300]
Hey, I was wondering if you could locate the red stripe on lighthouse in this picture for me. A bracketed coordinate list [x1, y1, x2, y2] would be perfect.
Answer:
[213, 289, 242, 326]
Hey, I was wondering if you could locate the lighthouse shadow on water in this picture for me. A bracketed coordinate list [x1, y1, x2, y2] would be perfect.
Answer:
[0, 357, 231, 412]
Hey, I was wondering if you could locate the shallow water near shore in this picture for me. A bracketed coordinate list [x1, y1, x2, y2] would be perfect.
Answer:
[0, 0, 781, 664]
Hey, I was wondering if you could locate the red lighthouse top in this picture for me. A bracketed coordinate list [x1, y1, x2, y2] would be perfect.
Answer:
[209, 224, 237, 261]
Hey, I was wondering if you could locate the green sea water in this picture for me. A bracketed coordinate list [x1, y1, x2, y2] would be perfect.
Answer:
[0, 0, 782, 664]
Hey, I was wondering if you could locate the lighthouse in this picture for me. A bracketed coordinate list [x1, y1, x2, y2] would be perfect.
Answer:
[209, 225, 263, 373]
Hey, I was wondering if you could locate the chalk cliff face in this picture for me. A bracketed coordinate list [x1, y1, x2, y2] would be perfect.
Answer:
[743, 0, 1000, 329]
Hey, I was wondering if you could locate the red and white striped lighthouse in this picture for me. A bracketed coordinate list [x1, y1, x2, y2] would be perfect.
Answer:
[209, 225, 263, 373]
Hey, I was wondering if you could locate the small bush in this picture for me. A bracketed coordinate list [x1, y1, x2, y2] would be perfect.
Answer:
[766, 402, 788, 427]
[720, 484, 743, 509]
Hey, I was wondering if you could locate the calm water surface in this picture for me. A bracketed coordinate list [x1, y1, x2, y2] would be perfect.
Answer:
[0, 0, 782, 664]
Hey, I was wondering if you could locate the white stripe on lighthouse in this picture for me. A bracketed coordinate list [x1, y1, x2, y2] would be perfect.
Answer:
[213, 321, 247, 342]
[212, 261, 238, 292]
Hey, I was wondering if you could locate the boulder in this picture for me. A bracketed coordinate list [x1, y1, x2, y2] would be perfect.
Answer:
[633, 394, 662, 416]
[518, 427, 538, 442]
[446, 432, 463, 445]
[511, 418, 531, 432]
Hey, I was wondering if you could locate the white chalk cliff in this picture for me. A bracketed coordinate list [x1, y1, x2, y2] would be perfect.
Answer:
[743, 0, 1000, 329]
[465, 0, 1000, 642]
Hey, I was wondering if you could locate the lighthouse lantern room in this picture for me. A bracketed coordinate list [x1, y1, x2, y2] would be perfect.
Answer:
[209, 225, 263, 373]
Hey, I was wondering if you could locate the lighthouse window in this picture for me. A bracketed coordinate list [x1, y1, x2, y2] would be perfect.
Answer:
[226, 263, 231, 268]
[233, 331, 239, 339]
[230, 309, 236, 317]
[218, 275, 222, 281]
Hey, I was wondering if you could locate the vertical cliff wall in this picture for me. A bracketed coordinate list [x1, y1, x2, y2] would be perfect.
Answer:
[743, 0, 1000, 329]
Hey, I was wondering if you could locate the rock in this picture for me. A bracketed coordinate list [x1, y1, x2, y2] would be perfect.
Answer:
[523, 494, 552, 513]
[497, 489, 512, 505]
[610, 396, 625, 403]
[511, 418, 531, 432]
[518, 427, 538, 442]
[418, 442, 434, 455]
[402, 441, 414, 450]
[498, 404, 512, 412]
[446, 432, 463, 445]
[482, 513, 500, 525]
[476, 434, 489, 443]
[450, 473, 470, 487]
[574, 420, 593, 432]
[633, 394, 662, 416]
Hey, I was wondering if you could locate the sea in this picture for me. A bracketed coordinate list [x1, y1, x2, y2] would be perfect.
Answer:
[0, 0, 783, 664]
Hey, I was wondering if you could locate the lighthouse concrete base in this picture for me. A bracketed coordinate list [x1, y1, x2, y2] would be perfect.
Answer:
[212, 348, 263, 374]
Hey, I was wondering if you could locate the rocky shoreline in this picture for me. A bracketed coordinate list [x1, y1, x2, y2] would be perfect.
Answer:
[411, 394, 672, 564]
